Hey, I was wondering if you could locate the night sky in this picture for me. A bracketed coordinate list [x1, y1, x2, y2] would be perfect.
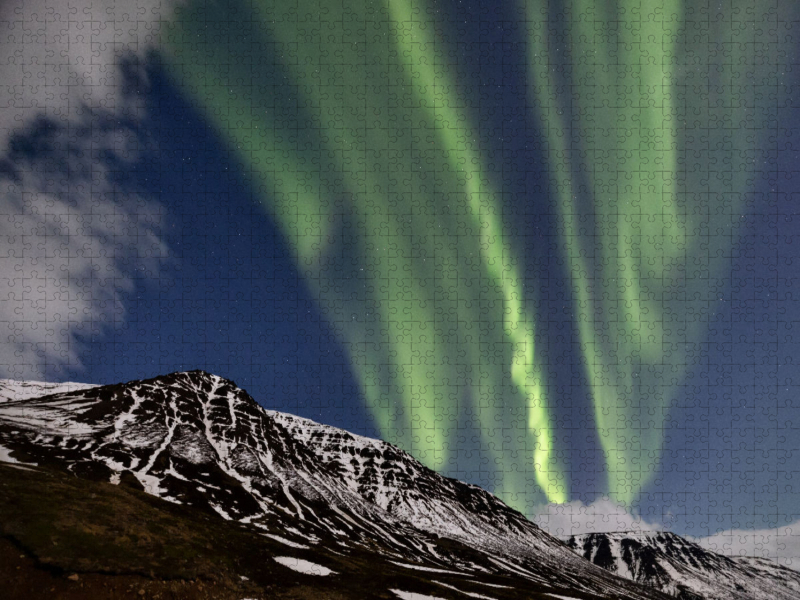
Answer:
[2, 0, 799, 560]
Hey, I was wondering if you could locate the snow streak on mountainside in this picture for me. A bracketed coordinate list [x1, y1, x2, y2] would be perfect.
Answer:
[567, 531, 800, 600]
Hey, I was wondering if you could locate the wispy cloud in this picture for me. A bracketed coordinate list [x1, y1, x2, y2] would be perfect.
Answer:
[0, 112, 166, 379]
[0, 0, 176, 379]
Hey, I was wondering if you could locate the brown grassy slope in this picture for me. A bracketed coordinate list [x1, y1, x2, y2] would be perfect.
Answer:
[0, 462, 610, 600]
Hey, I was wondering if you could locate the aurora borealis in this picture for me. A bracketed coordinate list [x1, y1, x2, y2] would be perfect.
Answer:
[3, 0, 799, 542]
[524, 2, 791, 504]
[157, 0, 793, 512]
[164, 0, 567, 508]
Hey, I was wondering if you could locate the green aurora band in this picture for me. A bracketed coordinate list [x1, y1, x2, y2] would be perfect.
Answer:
[164, 0, 567, 508]
[523, 1, 789, 503]
[162, 0, 790, 511]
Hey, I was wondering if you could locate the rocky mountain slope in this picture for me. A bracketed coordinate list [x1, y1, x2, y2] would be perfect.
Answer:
[0, 371, 794, 599]
[0, 371, 667, 599]
[567, 531, 800, 600]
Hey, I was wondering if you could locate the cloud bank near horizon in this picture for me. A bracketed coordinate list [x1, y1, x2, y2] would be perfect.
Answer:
[534, 499, 800, 567]
[533, 499, 661, 538]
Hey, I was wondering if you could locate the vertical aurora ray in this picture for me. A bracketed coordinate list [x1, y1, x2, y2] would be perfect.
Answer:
[523, 1, 789, 504]
[163, 0, 567, 507]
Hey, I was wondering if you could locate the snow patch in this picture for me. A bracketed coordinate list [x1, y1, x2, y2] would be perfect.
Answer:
[0, 442, 22, 464]
[485, 555, 540, 581]
[433, 580, 496, 599]
[0, 462, 37, 472]
[283, 525, 319, 543]
[272, 556, 336, 576]
[261, 533, 310, 549]
[390, 590, 446, 600]
[210, 502, 234, 520]
[389, 561, 468, 575]
[475, 582, 512, 589]
[135, 472, 165, 496]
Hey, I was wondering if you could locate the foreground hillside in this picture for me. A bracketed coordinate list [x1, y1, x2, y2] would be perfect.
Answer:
[3, 461, 589, 599]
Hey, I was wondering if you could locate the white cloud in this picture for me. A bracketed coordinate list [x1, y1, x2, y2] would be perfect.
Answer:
[0, 120, 167, 379]
[0, 0, 177, 138]
[693, 523, 800, 568]
[0, 0, 178, 379]
[533, 498, 660, 539]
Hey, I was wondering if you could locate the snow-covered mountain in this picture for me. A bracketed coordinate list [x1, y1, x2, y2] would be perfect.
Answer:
[566, 531, 800, 600]
[0, 370, 792, 599]
[0, 370, 672, 599]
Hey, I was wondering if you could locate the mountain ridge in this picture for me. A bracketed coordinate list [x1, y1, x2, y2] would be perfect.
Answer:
[0, 370, 795, 599]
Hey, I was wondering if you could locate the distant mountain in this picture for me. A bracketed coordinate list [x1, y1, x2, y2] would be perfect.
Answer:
[567, 531, 800, 600]
[0, 371, 788, 599]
